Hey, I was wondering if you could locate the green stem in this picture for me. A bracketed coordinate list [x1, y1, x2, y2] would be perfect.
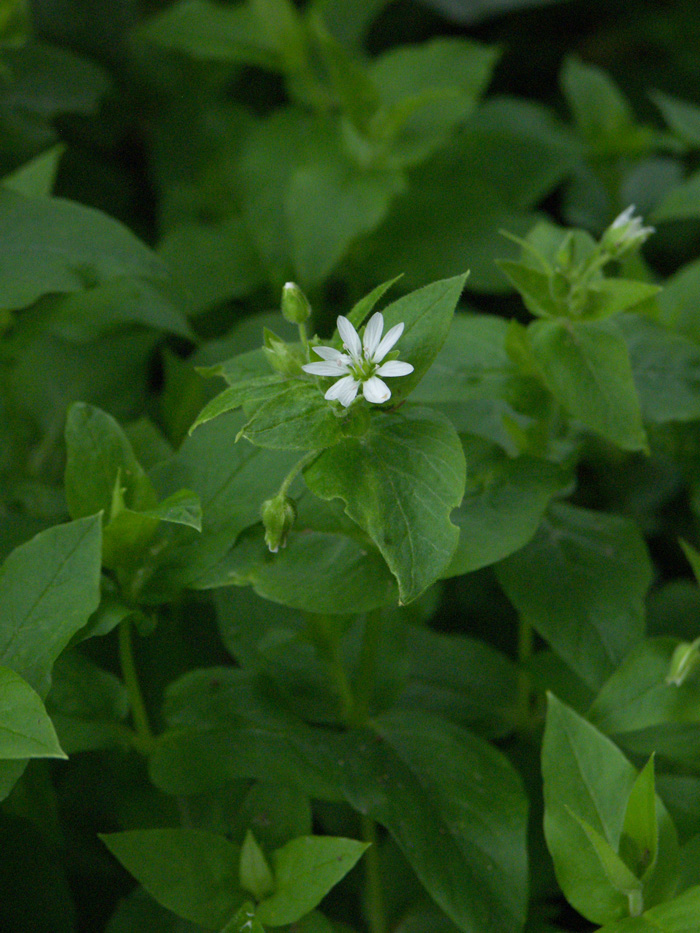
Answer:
[516, 616, 534, 731]
[298, 319, 309, 355]
[278, 449, 321, 498]
[118, 619, 154, 752]
[362, 815, 387, 933]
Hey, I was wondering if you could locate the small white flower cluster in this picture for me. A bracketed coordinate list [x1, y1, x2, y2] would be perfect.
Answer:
[302, 312, 414, 408]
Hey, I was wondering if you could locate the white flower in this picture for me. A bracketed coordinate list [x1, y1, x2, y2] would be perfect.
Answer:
[302, 312, 414, 407]
[602, 205, 655, 256]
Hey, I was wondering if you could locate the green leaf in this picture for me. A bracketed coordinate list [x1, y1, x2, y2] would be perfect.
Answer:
[159, 218, 265, 316]
[542, 695, 678, 925]
[374, 273, 468, 402]
[652, 91, 700, 147]
[305, 407, 466, 604]
[345, 275, 403, 330]
[339, 709, 528, 933]
[0, 188, 168, 312]
[620, 758, 659, 882]
[143, 414, 299, 598]
[137, 0, 278, 68]
[652, 170, 700, 223]
[543, 693, 639, 924]
[588, 638, 700, 770]
[190, 378, 286, 433]
[568, 811, 642, 899]
[222, 902, 265, 933]
[446, 442, 568, 576]
[256, 836, 369, 926]
[149, 671, 344, 799]
[496, 259, 561, 318]
[239, 831, 274, 901]
[0, 666, 66, 760]
[208, 525, 398, 614]
[65, 402, 157, 521]
[618, 314, 700, 424]
[530, 317, 648, 452]
[2, 145, 64, 197]
[238, 382, 346, 450]
[561, 56, 637, 146]
[585, 280, 661, 320]
[596, 886, 700, 933]
[46, 651, 129, 754]
[0, 515, 102, 697]
[369, 38, 500, 168]
[286, 153, 405, 289]
[497, 502, 651, 689]
[399, 626, 519, 739]
[100, 829, 245, 929]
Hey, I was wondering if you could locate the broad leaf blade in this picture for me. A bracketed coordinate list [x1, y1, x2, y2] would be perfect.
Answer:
[0, 666, 66, 760]
[305, 407, 466, 603]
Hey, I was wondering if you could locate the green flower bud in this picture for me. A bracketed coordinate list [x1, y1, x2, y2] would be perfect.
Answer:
[666, 637, 700, 686]
[261, 493, 297, 553]
[281, 281, 311, 324]
[263, 327, 303, 376]
[239, 830, 275, 901]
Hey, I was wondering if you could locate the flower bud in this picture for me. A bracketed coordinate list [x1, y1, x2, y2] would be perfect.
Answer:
[281, 281, 311, 324]
[263, 327, 303, 376]
[239, 830, 275, 901]
[600, 205, 655, 259]
[666, 637, 700, 686]
[261, 493, 297, 553]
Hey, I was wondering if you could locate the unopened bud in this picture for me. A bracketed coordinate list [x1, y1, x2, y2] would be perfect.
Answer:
[261, 494, 297, 553]
[263, 327, 303, 376]
[666, 637, 700, 686]
[239, 830, 275, 901]
[601, 205, 655, 258]
[281, 281, 311, 324]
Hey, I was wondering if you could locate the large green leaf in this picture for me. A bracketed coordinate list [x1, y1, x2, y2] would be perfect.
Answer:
[542, 695, 678, 926]
[0, 188, 168, 311]
[305, 407, 465, 603]
[447, 442, 568, 576]
[497, 502, 651, 689]
[339, 709, 528, 933]
[0, 515, 102, 696]
[0, 666, 66, 760]
[101, 829, 244, 929]
[618, 314, 700, 424]
[530, 318, 648, 452]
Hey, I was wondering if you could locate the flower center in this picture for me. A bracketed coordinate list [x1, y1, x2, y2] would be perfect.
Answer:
[350, 357, 377, 382]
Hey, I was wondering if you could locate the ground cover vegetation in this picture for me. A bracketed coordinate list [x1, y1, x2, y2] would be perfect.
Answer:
[3, 0, 700, 930]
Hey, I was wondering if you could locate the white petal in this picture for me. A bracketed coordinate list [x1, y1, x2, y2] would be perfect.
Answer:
[373, 322, 405, 362]
[303, 361, 350, 376]
[375, 360, 414, 377]
[337, 316, 362, 360]
[312, 345, 345, 361]
[362, 312, 384, 359]
[363, 376, 391, 404]
[325, 375, 359, 407]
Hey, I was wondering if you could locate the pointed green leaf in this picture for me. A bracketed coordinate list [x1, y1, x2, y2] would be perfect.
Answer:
[497, 503, 651, 689]
[568, 810, 642, 898]
[496, 259, 562, 318]
[239, 382, 346, 450]
[620, 757, 658, 882]
[100, 829, 245, 929]
[256, 836, 369, 926]
[530, 317, 648, 451]
[0, 666, 66, 760]
[345, 275, 403, 330]
[189, 377, 285, 433]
